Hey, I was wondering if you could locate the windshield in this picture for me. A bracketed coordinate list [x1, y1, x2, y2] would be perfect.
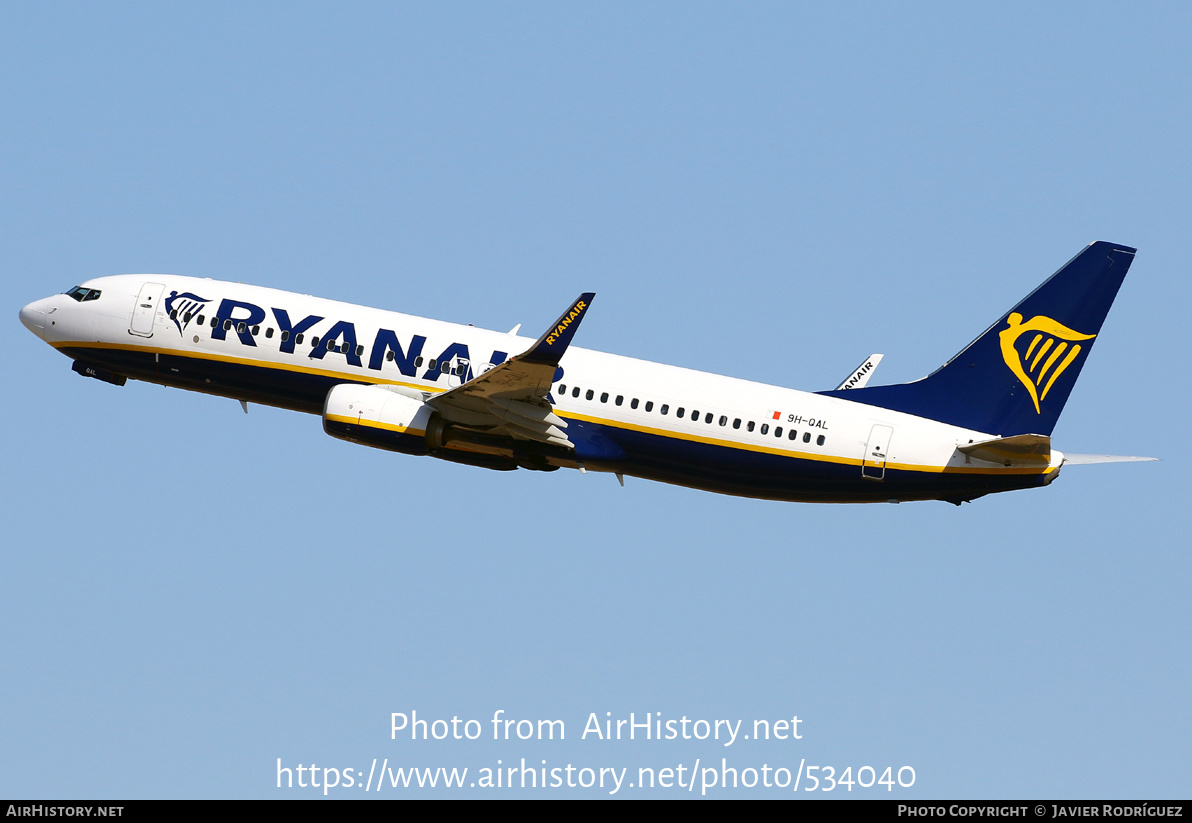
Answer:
[65, 286, 102, 302]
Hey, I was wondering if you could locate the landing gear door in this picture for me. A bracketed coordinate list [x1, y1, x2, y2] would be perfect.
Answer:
[129, 282, 165, 338]
[862, 424, 893, 480]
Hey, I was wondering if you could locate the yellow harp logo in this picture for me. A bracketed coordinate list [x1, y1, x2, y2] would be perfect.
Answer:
[999, 313, 1095, 414]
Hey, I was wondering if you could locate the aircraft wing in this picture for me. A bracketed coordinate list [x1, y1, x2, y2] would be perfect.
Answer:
[426, 292, 595, 449]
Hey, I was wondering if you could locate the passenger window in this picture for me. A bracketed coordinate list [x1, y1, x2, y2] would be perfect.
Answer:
[559, 384, 567, 394]
[280, 330, 289, 342]
[586, 389, 594, 400]
[677, 407, 685, 417]
[803, 432, 811, 443]
[761, 424, 769, 435]
[329, 339, 338, 351]
[312, 336, 321, 347]
[660, 404, 669, 415]
[224, 320, 234, 331]
[600, 392, 608, 403]
[169, 309, 178, 319]
[197, 315, 205, 325]
[210, 317, 218, 328]
[237, 322, 246, 333]
[706, 413, 714, 424]
[732, 418, 741, 429]
[789, 429, 797, 440]
[747, 421, 755, 432]
[719, 415, 727, 426]
[252, 325, 260, 335]
[427, 358, 437, 370]
[630, 398, 639, 409]
[415, 356, 424, 367]
[183, 313, 192, 323]
[572, 386, 580, 398]
[440, 361, 450, 372]
[265, 328, 274, 339]
[691, 409, 700, 420]
[817, 435, 825, 446]
[386, 351, 395, 361]
[615, 395, 623, 406]
[645, 401, 653, 412]
[775, 427, 783, 437]
[295, 333, 304, 345]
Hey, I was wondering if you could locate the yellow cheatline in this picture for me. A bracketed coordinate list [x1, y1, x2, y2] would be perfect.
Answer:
[53, 340, 444, 395]
[325, 413, 425, 437]
[558, 411, 1052, 476]
[59, 343, 1052, 478]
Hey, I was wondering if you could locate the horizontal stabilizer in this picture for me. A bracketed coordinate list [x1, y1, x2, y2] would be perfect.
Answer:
[1062, 453, 1158, 465]
[958, 434, 1051, 466]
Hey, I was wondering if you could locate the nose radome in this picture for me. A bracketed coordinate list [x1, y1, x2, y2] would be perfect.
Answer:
[20, 300, 46, 335]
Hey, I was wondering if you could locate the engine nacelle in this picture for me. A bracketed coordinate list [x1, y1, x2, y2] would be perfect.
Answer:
[323, 383, 548, 472]
[323, 383, 434, 456]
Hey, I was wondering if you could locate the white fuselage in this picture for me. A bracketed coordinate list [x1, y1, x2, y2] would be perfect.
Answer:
[20, 274, 1063, 503]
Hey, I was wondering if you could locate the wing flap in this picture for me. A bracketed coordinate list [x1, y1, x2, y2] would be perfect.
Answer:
[490, 397, 568, 429]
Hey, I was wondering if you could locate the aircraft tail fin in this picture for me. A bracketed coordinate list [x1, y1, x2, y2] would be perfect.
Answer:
[818, 241, 1136, 436]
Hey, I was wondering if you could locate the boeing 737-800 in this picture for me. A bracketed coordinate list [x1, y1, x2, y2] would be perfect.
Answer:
[19, 241, 1152, 504]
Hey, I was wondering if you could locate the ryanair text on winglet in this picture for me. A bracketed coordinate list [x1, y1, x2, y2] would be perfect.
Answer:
[545, 301, 587, 346]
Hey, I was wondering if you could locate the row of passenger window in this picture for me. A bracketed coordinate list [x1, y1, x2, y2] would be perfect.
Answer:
[170, 309, 823, 447]
[171, 309, 470, 373]
[555, 383, 827, 447]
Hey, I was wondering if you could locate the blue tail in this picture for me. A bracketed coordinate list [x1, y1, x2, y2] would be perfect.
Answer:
[818, 241, 1136, 436]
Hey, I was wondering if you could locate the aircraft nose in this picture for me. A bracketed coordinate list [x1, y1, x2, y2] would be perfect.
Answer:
[19, 299, 46, 335]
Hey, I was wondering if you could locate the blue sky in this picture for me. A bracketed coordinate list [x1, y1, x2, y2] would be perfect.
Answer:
[3, 2, 1188, 798]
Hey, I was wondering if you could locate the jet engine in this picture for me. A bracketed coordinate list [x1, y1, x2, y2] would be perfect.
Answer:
[322, 383, 560, 472]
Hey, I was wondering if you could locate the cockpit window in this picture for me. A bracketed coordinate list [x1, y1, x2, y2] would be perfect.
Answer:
[65, 286, 101, 302]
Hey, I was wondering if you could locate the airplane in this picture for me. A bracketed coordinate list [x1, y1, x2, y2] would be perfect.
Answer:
[18, 240, 1153, 505]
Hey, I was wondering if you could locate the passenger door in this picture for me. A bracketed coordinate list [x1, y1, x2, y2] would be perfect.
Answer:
[129, 282, 165, 338]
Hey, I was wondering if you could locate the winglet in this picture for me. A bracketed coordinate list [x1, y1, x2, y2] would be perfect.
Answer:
[835, 354, 884, 391]
[519, 293, 595, 366]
